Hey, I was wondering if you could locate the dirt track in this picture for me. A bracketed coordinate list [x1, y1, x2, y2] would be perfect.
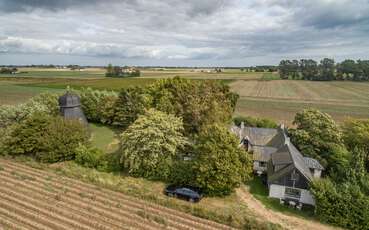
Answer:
[236, 186, 339, 230]
[0, 159, 232, 230]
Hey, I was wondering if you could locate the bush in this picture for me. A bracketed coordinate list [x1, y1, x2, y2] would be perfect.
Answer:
[0, 92, 59, 128]
[311, 179, 369, 230]
[2, 113, 89, 163]
[75, 144, 108, 171]
[233, 116, 277, 128]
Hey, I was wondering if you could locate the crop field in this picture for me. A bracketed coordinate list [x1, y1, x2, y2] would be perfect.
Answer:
[231, 80, 369, 124]
[1, 67, 273, 80]
[0, 159, 232, 230]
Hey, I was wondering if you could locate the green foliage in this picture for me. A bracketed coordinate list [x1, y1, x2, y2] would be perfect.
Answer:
[342, 119, 369, 171]
[120, 109, 188, 180]
[0, 92, 59, 128]
[233, 116, 277, 128]
[149, 77, 237, 134]
[79, 87, 118, 124]
[114, 86, 152, 128]
[279, 58, 369, 81]
[75, 144, 108, 171]
[2, 113, 89, 163]
[192, 124, 253, 196]
[289, 108, 349, 173]
[311, 178, 369, 230]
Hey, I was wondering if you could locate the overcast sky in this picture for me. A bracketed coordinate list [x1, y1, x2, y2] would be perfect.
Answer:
[0, 0, 369, 66]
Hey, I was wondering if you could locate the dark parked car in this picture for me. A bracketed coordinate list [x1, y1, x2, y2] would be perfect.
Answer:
[164, 185, 203, 202]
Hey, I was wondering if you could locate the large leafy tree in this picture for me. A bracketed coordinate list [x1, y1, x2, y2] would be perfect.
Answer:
[114, 86, 152, 128]
[290, 109, 349, 173]
[300, 59, 319, 80]
[120, 109, 188, 180]
[319, 58, 335, 81]
[148, 77, 237, 134]
[342, 119, 369, 171]
[192, 124, 252, 196]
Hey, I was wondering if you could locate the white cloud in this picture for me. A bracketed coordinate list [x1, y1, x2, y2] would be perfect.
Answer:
[0, 0, 369, 65]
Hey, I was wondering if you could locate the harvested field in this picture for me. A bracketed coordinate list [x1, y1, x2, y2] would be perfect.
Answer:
[0, 159, 232, 230]
[231, 80, 369, 124]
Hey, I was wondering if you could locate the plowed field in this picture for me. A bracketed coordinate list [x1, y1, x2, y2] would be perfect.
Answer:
[0, 159, 232, 230]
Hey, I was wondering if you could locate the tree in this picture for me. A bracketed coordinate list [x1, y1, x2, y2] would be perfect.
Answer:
[192, 124, 252, 196]
[149, 77, 237, 134]
[289, 109, 349, 173]
[2, 113, 89, 163]
[319, 58, 335, 80]
[120, 109, 188, 180]
[342, 119, 369, 171]
[114, 87, 152, 128]
[357, 60, 369, 81]
[105, 64, 114, 77]
[300, 59, 318, 80]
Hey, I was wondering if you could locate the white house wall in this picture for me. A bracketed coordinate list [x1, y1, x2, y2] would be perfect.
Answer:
[269, 184, 316, 206]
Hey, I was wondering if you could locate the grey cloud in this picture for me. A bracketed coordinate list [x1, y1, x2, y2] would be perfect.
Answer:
[0, 0, 369, 65]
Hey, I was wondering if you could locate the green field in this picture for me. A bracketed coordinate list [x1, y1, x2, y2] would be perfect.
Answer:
[2, 67, 273, 80]
[231, 80, 369, 124]
[1, 68, 368, 124]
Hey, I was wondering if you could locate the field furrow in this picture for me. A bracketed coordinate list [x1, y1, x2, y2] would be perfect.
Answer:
[0, 171, 162, 230]
[0, 159, 231, 230]
[0, 164, 191, 230]
[0, 179, 123, 230]
[0, 213, 31, 230]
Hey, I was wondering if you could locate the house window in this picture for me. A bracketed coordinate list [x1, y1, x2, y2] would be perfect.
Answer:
[285, 187, 301, 199]
[291, 170, 300, 181]
[259, 162, 267, 167]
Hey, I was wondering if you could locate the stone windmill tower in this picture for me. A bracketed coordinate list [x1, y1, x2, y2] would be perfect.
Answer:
[58, 91, 88, 125]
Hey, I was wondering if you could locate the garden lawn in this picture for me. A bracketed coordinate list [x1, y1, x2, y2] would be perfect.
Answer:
[89, 123, 120, 154]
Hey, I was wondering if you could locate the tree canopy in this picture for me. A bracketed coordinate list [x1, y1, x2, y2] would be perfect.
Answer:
[120, 109, 188, 180]
[289, 109, 349, 173]
[191, 124, 253, 196]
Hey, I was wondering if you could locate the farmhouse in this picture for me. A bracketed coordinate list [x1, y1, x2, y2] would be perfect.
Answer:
[231, 123, 324, 206]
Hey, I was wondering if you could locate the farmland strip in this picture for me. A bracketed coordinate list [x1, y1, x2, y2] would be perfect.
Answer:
[2, 161, 224, 230]
[0, 171, 162, 230]
[1, 159, 232, 230]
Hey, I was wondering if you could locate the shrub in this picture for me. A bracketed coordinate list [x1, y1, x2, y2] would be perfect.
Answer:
[233, 116, 277, 128]
[0, 92, 59, 128]
[75, 144, 108, 171]
[2, 113, 89, 163]
[311, 179, 369, 230]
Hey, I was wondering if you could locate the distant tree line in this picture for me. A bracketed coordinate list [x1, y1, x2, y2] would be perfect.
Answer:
[279, 58, 369, 81]
[241, 66, 278, 72]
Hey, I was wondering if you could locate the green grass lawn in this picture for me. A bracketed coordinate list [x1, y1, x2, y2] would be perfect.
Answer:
[89, 123, 120, 154]
[247, 177, 316, 219]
